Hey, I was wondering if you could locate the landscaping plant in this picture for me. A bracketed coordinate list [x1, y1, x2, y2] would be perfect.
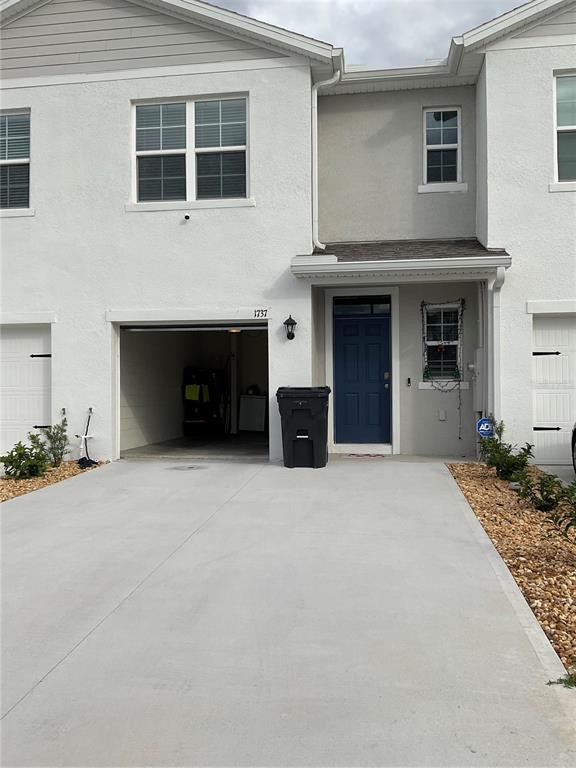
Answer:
[37, 418, 70, 467]
[519, 472, 566, 513]
[0, 440, 48, 479]
[479, 420, 534, 481]
[549, 481, 576, 537]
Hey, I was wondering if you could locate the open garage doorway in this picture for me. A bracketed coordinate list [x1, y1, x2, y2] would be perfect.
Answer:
[119, 324, 269, 461]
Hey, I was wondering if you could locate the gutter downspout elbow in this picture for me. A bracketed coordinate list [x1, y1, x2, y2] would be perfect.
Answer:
[312, 68, 341, 251]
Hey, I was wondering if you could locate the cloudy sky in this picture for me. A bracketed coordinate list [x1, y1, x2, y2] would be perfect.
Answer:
[214, 0, 520, 68]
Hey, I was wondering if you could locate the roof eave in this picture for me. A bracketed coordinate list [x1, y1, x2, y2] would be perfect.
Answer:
[291, 254, 512, 280]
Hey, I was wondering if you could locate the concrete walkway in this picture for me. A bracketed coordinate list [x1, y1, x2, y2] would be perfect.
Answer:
[2, 459, 575, 767]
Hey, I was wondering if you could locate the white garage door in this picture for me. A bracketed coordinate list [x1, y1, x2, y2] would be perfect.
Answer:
[532, 315, 576, 465]
[0, 325, 51, 455]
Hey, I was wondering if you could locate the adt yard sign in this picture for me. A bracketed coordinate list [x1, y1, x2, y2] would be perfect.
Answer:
[476, 418, 494, 438]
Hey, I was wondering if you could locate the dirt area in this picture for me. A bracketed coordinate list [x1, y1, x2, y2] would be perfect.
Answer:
[1, 461, 103, 503]
[449, 462, 576, 672]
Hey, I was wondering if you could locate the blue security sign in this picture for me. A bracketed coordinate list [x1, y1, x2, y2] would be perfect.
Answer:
[476, 418, 494, 438]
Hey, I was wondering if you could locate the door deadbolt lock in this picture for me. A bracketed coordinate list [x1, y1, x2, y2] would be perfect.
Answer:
[383, 372, 390, 380]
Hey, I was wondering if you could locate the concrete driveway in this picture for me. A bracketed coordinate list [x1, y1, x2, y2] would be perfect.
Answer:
[2, 458, 575, 767]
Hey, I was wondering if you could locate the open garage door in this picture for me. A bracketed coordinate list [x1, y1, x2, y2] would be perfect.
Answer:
[532, 315, 576, 465]
[119, 323, 269, 461]
[0, 325, 51, 455]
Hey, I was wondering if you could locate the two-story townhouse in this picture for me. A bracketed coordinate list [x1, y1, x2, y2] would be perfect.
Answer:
[1, 0, 575, 466]
[298, 0, 576, 463]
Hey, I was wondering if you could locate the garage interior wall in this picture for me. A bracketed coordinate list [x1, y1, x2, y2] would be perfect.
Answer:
[120, 329, 268, 451]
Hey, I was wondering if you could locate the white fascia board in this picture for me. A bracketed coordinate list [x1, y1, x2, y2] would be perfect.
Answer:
[461, 0, 572, 51]
[291, 254, 512, 278]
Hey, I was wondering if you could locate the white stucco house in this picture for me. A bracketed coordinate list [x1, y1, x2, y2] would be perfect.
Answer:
[1, 0, 575, 464]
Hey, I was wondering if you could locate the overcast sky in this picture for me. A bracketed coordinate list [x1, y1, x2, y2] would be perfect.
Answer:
[214, 0, 520, 68]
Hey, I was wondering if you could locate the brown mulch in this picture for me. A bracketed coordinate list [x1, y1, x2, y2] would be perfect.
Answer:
[1, 460, 103, 503]
[449, 462, 576, 671]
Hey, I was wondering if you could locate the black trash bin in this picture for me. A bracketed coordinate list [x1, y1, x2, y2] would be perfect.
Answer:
[276, 387, 331, 468]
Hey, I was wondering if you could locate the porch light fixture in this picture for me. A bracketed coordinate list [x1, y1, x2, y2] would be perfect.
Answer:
[283, 315, 297, 340]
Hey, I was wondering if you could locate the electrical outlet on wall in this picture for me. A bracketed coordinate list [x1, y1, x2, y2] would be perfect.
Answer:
[438, 409, 447, 421]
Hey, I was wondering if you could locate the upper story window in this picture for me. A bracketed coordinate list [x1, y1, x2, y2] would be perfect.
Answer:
[0, 112, 30, 209]
[556, 75, 576, 182]
[134, 97, 247, 203]
[423, 108, 461, 185]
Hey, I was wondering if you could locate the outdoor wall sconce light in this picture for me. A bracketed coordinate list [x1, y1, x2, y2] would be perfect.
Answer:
[283, 315, 297, 340]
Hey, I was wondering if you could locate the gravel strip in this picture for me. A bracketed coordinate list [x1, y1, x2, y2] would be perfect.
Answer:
[1, 460, 103, 503]
[449, 462, 576, 672]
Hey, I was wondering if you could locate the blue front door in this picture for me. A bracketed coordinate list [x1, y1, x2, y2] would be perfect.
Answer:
[334, 311, 391, 444]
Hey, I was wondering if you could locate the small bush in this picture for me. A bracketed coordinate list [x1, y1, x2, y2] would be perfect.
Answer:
[479, 420, 534, 481]
[519, 472, 565, 512]
[550, 481, 576, 536]
[0, 440, 48, 479]
[38, 418, 69, 467]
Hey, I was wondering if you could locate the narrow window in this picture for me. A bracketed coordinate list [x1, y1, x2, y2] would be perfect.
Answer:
[135, 103, 186, 202]
[0, 112, 30, 209]
[195, 98, 247, 199]
[424, 109, 460, 184]
[556, 75, 576, 182]
[422, 302, 463, 380]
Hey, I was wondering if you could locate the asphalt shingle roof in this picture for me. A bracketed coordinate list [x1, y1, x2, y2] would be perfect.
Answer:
[316, 238, 508, 262]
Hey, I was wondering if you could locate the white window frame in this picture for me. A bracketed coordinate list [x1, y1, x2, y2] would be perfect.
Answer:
[422, 106, 462, 186]
[552, 73, 576, 189]
[131, 95, 249, 206]
[0, 108, 32, 214]
[423, 302, 463, 381]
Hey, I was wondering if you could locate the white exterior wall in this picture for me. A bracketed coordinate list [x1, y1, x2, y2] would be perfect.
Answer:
[483, 43, 576, 446]
[0, 60, 313, 461]
[317, 86, 477, 242]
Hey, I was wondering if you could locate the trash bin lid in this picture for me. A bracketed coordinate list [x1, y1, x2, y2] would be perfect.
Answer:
[276, 386, 331, 399]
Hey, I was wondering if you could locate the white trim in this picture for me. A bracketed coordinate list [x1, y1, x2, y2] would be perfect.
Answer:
[422, 106, 462, 185]
[125, 198, 255, 212]
[418, 381, 470, 390]
[0, 207, 35, 217]
[418, 182, 468, 194]
[292, 254, 512, 278]
[330, 443, 392, 455]
[462, 0, 574, 49]
[0, 311, 56, 324]
[485, 34, 576, 51]
[548, 181, 576, 192]
[0, 57, 306, 91]
[324, 286, 401, 456]
[526, 299, 576, 314]
[554, 72, 576, 183]
[105, 307, 270, 323]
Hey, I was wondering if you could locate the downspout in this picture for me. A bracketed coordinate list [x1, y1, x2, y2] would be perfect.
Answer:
[312, 68, 341, 251]
[486, 266, 506, 420]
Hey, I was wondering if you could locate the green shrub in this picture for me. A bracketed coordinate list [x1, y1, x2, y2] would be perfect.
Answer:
[479, 420, 534, 481]
[549, 481, 576, 536]
[519, 472, 565, 513]
[0, 440, 48, 479]
[37, 418, 69, 467]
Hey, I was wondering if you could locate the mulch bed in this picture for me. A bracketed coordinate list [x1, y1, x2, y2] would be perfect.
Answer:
[1, 460, 103, 503]
[449, 462, 576, 672]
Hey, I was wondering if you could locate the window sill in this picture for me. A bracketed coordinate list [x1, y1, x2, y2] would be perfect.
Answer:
[0, 208, 35, 218]
[548, 182, 576, 192]
[125, 198, 255, 212]
[418, 381, 469, 390]
[417, 183, 468, 194]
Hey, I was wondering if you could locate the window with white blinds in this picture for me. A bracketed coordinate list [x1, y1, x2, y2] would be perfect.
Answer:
[134, 97, 247, 203]
[556, 75, 576, 182]
[0, 112, 30, 209]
